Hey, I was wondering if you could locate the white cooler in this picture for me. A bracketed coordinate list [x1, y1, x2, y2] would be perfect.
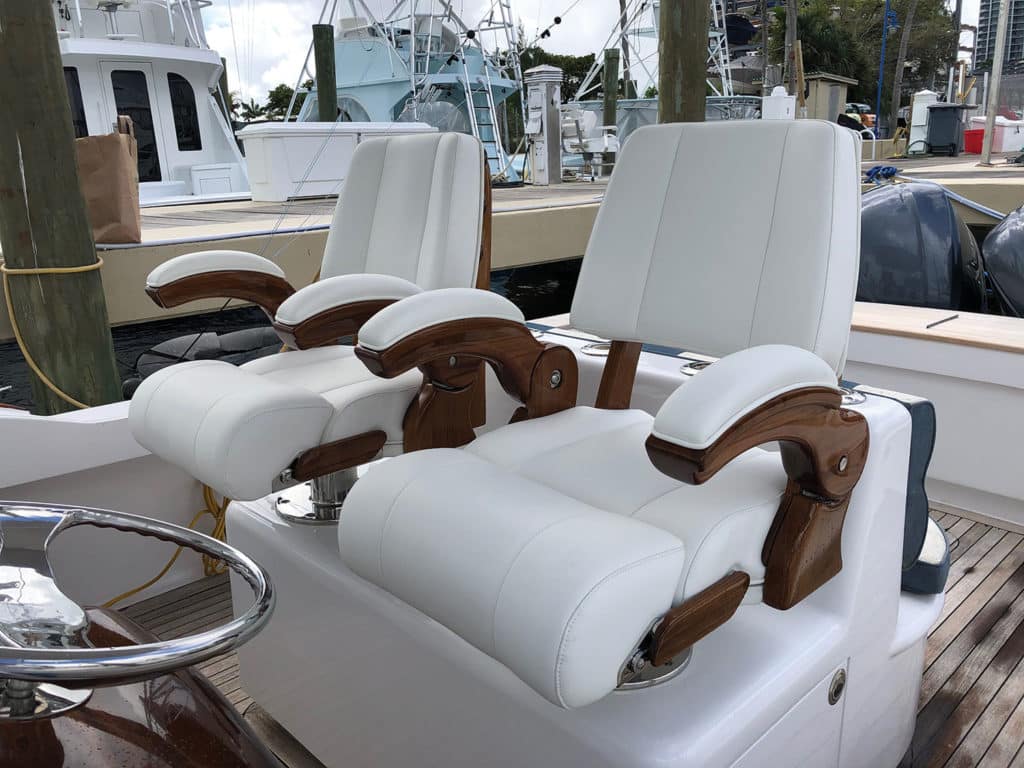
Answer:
[238, 122, 437, 202]
[969, 115, 1024, 153]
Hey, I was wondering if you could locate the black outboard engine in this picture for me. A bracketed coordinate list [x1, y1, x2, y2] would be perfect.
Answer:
[859, 182, 987, 312]
[982, 206, 1024, 316]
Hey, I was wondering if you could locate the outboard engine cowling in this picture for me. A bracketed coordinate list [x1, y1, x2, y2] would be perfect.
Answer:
[982, 205, 1024, 316]
[859, 181, 987, 311]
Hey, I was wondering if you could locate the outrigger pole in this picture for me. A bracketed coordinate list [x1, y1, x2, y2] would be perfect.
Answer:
[0, 0, 121, 414]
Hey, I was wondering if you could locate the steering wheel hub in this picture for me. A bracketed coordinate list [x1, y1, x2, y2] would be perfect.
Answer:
[0, 502, 274, 721]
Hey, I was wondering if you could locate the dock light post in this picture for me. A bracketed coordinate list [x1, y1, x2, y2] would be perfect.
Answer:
[875, 0, 898, 138]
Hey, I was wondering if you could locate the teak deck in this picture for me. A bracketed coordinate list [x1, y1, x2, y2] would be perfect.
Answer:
[123, 511, 1024, 767]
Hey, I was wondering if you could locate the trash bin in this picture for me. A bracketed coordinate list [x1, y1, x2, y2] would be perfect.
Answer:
[927, 103, 970, 156]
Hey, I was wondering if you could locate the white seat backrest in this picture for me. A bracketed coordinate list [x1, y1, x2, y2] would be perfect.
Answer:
[321, 132, 485, 289]
[570, 120, 861, 374]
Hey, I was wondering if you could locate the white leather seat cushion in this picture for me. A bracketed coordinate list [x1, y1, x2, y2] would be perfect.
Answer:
[242, 346, 422, 447]
[146, 250, 284, 287]
[466, 407, 786, 601]
[130, 360, 334, 500]
[340, 449, 687, 709]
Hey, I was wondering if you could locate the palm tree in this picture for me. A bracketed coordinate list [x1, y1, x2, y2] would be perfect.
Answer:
[239, 98, 265, 122]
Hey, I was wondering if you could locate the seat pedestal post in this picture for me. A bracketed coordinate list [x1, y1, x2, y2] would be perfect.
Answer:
[275, 468, 360, 524]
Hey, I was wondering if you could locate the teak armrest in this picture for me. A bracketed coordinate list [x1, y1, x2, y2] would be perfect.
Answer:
[644, 345, 870, 611]
[271, 274, 421, 349]
[145, 250, 295, 318]
[273, 300, 397, 349]
[355, 288, 578, 451]
[647, 387, 869, 610]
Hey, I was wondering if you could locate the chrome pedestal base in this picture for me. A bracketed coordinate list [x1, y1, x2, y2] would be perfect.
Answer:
[275, 468, 360, 524]
[0, 680, 92, 719]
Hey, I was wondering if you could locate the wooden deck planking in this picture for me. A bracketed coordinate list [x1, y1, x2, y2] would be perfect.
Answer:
[121, 511, 1024, 767]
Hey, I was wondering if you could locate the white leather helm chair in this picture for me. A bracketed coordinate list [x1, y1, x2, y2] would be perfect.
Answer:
[338, 119, 868, 710]
[130, 133, 489, 521]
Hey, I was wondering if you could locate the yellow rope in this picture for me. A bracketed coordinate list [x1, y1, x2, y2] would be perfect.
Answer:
[0, 258, 233, 605]
[1, 259, 105, 276]
[0, 257, 105, 409]
[103, 484, 231, 607]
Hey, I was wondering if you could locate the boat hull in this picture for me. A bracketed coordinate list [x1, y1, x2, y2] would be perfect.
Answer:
[0, 608, 280, 768]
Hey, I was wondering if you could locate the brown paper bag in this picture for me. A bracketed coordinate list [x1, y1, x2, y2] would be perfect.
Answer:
[75, 115, 142, 244]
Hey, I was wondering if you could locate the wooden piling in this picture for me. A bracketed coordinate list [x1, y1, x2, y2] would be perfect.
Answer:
[0, 1, 122, 414]
[658, 0, 708, 122]
[313, 24, 338, 123]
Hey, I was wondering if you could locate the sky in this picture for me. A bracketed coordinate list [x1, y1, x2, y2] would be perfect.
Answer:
[201, 0, 981, 103]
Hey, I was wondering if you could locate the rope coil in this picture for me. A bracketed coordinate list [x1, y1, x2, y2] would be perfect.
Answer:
[0, 257, 105, 409]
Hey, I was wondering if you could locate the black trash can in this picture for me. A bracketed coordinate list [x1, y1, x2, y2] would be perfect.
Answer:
[926, 103, 970, 156]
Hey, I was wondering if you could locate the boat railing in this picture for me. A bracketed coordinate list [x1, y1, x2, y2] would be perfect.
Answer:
[63, 0, 211, 49]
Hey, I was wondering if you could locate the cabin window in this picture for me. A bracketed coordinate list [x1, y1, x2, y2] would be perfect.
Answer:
[111, 69, 162, 182]
[63, 67, 88, 138]
[167, 73, 202, 151]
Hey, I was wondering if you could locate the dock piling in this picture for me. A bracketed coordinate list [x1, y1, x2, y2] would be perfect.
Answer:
[0, 0, 122, 413]
[313, 24, 339, 123]
[658, 0, 707, 122]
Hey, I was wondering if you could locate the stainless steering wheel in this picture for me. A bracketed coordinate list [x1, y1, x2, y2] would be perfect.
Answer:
[0, 501, 274, 688]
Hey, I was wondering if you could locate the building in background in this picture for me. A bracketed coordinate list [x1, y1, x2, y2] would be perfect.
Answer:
[974, 0, 1024, 70]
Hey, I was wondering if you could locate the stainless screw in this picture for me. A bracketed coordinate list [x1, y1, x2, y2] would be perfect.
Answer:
[279, 468, 294, 484]
[838, 455, 849, 472]
[549, 369, 562, 388]
[448, 355, 457, 367]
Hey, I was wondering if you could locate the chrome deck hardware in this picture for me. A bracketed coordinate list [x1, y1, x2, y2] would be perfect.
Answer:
[0, 502, 274, 720]
[275, 467, 360, 524]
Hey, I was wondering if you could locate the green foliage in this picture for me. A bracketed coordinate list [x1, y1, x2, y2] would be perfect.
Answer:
[644, 85, 659, 98]
[518, 46, 597, 101]
[261, 80, 314, 121]
[239, 97, 265, 122]
[767, 0, 955, 119]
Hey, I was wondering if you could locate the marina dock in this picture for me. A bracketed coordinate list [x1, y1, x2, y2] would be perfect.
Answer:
[2, 152, 1024, 344]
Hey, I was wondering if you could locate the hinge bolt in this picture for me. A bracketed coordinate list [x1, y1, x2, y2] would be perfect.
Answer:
[549, 369, 562, 388]
[448, 355, 457, 368]
[838, 455, 849, 472]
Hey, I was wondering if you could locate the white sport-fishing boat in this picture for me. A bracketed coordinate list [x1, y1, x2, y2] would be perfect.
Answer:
[53, 0, 249, 204]
[3, 15, 1024, 758]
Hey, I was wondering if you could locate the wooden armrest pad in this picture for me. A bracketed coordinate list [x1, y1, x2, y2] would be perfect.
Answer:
[355, 315, 578, 420]
[647, 387, 870, 610]
[273, 299, 398, 349]
[146, 269, 295, 318]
